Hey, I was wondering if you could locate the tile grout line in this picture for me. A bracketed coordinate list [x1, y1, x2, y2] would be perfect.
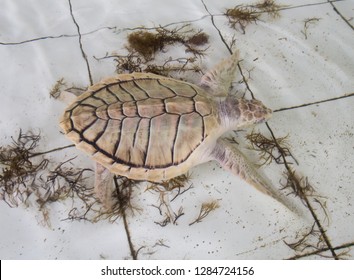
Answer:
[0, 26, 118, 46]
[266, 0, 346, 13]
[0, 0, 346, 47]
[67, 0, 94, 86]
[0, 34, 77, 46]
[274, 92, 354, 112]
[328, 0, 354, 31]
[201, 0, 341, 259]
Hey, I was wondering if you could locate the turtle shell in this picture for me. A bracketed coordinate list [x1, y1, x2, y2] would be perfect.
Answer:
[60, 73, 219, 181]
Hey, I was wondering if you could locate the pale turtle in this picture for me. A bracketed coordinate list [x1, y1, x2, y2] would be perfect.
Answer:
[59, 51, 283, 209]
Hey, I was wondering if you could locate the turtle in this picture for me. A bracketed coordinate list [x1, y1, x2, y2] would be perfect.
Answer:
[59, 51, 284, 209]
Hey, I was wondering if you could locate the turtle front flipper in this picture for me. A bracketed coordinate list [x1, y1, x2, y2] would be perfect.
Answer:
[211, 138, 293, 211]
[200, 50, 239, 96]
[94, 162, 115, 210]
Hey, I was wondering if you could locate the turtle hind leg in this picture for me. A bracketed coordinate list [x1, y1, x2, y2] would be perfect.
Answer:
[211, 138, 294, 211]
[94, 163, 115, 210]
[57, 88, 86, 105]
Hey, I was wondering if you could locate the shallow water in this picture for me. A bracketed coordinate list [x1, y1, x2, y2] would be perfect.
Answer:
[0, 0, 353, 259]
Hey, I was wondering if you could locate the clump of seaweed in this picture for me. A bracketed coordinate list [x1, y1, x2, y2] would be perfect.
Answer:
[49, 78, 66, 99]
[148, 173, 193, 203]
[225, 6, 260, 33]
[246, 130, 297, 166]
[189, 200, 220, 226]
[285, 223, 325, 254]
[126, 25, 209, 60]
[127, 30, 165, 60]
[252, 0, 284, 18]
[280, 167, 328, 219]
[57, 172, 142, 259]
[111, 52, 144, 73]
[145, 57, 200, 76]
[281, 168, 315, 200]
[96, 24, 208, 77]
[0, 130, 48, 207]
[37, 159, 95, 226]
[94, 176, 141, 223]
[149, 173, 192, 193]
[148, 173, 193, 225]
[186, 32, 210, 46]
[39, 159, 93, 205]
[0, 131, 99, 226]
[225, 0, 285, 33]
[284, 220, 350, 260]
[96, 50, 203, 77]
[0, 130, 135, 226]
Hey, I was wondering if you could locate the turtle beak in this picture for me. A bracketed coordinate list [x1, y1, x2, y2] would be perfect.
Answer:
[265, 107, 272, 120]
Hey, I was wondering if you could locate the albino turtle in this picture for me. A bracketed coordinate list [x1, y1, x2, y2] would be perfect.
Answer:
[59, 51, 282, 208]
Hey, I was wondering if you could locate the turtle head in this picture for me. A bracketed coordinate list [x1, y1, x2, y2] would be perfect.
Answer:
[238, 98, 272, 127]
[219, 96, 272, 129]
